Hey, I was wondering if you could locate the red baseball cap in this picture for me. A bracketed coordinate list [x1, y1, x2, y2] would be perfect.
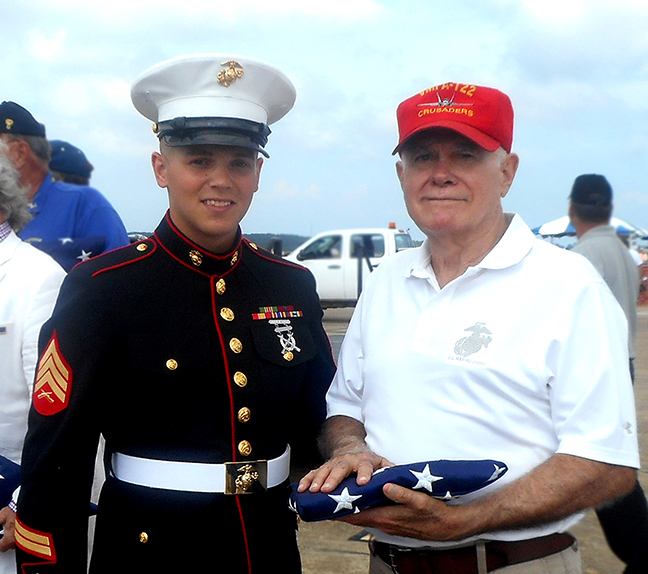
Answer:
[392, 83, 514, 155]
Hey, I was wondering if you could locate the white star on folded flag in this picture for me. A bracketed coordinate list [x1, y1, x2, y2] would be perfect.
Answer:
[77, 249, 93, 261]
[329, 487, 363, 513]
[488, 464, 506, 482]
[410, 464, 443, 492]
[59, 237, 74, 244]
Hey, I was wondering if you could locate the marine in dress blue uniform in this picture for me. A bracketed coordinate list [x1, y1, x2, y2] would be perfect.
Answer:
[15, 55, 336, 574]
[0, 101, 129, 271]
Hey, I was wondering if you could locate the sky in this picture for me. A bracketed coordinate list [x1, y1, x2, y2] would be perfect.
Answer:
[3, 0, 648, 243]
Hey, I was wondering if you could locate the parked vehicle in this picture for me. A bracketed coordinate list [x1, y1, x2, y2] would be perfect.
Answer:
[285, 224, 414, 308]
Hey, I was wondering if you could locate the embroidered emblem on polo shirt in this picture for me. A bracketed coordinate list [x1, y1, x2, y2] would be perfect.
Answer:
[453, 322, 492, 358]
[33, 331, 73, 416]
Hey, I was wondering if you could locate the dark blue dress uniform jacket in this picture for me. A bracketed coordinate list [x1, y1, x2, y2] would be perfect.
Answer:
[15, 213, 336, 574]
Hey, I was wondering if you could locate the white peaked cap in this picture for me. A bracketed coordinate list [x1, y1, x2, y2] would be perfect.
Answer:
[131, 54, 296, 125]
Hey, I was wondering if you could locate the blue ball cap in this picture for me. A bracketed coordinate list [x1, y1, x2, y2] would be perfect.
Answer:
[570, 174, 612, 207]
[49, 140, 94, 178]
[0, 101, 46, 137]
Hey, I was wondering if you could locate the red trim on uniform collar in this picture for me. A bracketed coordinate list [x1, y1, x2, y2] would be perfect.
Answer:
[155, 212, 243, 277]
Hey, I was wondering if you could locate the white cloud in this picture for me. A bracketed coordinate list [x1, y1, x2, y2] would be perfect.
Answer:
[29, 0, 385, 22]
[28, 28, 67, 62]
[343, 184, 370, 201]
[5, 0, 648, 236]
[269, 180, 300, 200]
[263, 180, 323, 201]
[48, 77, 131, 119]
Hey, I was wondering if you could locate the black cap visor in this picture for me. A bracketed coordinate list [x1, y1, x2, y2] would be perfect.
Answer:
[157, 117, 271, 157]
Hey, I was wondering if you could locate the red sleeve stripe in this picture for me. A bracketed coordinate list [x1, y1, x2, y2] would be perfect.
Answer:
[15, 517, 56, 560]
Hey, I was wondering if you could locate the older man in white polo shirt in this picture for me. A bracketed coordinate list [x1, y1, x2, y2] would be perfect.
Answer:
[299, 83, 639, 574]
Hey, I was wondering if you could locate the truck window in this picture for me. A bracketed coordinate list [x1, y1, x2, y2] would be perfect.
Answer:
[395, 233, 414, 250]
[351, 234, 385, 258]
[297, 235, 343, 260]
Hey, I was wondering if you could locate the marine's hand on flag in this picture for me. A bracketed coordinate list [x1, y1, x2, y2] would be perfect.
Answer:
[298, 449, 393, 494]
[297, 415, 393, 494]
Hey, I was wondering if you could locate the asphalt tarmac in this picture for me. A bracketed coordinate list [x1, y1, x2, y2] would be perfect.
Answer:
[295, 307, 648, 574]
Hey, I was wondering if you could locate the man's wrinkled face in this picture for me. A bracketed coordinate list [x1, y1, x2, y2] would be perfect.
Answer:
[396, 128, 518, 241]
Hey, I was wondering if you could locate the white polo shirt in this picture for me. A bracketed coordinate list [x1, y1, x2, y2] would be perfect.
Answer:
[326, 213, 639, 548]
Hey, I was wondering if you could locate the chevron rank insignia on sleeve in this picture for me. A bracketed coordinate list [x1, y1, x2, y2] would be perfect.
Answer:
[15, 517, 57, 562]
[33, 331, 73, 416]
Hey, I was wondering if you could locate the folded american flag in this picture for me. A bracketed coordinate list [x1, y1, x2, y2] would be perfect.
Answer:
[0, 455, 21, 509]
[0, 456, 97, 515]
[289, 459, 507, 522]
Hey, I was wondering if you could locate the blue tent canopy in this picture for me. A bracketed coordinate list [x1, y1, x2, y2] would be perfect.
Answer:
[532, 216, 648, 239]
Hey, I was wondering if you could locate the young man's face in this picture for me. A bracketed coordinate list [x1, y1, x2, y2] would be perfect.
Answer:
[152, 144, 263, 253]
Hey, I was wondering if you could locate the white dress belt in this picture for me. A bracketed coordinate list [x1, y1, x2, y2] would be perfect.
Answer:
[111, 445, 290, 493]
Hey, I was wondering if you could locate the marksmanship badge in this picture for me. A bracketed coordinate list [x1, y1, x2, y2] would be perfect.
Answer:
[270, 319, 301, 361]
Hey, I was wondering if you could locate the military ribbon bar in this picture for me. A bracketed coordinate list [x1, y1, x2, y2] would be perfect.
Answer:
[252, 306, 303, 320]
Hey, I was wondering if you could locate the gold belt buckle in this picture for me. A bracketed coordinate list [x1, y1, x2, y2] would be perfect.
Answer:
[225, 460, 268, 494]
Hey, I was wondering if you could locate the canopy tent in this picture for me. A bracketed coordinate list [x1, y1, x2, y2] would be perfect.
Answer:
[532, 216, 648, 239]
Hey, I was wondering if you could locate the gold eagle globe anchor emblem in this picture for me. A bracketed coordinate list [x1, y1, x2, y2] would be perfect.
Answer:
[235, 464, 260, 492]
[217, 61, 244, 87]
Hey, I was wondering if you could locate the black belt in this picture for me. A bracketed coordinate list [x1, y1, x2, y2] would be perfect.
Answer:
[370, 533, 576, 574]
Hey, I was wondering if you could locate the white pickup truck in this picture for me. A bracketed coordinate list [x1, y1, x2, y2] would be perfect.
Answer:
[285, 226, 414, 308]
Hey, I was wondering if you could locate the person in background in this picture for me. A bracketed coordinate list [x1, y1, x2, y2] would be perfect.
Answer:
[15, 54, 335, 574]
[569, 173, 648, 574]
[619, 234, 644, 267]
[0, 102, 128, 271]
[299, 82, 639, 574]
[49, 140, 94, 186]
[0, 145, 65, 574]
